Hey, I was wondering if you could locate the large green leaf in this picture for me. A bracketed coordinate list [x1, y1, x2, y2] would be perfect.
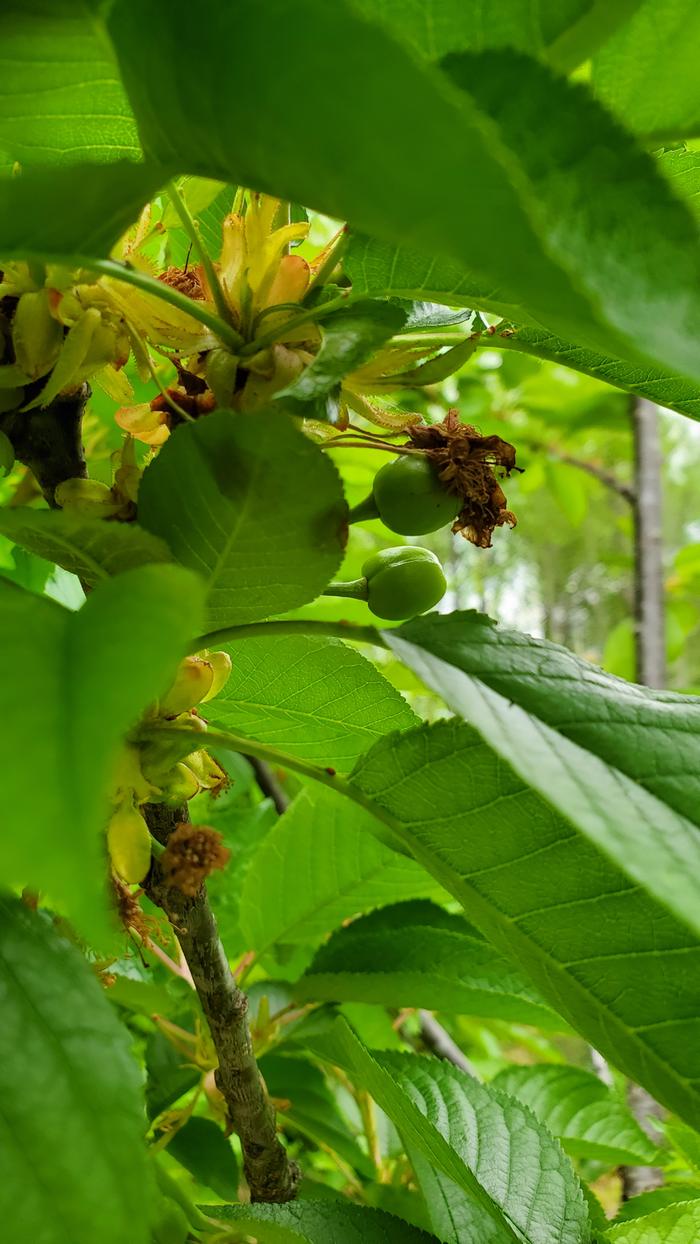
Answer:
[311, 1018, 590, 1244]
[0, 563, 204, 941]
[0, 1, 140, 165]
[137, 411, 346, 629]
[607, 1201, 700, 1243]
[103, 0, 700, 383]
[390, 611, 700, 828]
[208, 633, 416, 768]
[239, 788, 436, 959]
[165, 1117, 238, 1201]
[384, 621, 700, 939]
[350, 0, 642, 70]
[210, 1199, 439, 1243]
[593, 0, 700, 141]
[345, 235, 700, 422]
[296, 901, 563, 1029]
[493, 324, 700, 421]
[145, 1030, 200, 1121]
[0, 162, 165, 262]
[351, 719, 700, 1129]
[0, 896, 151, 1244]
[0, 509, 172, 586]
[492, 1065, 660, 1166]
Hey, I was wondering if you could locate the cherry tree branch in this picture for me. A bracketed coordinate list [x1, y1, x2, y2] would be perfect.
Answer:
[143, 801, 300, 1203]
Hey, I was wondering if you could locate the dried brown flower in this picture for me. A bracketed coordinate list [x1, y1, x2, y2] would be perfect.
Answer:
[161, 823, 230, 897]
[158, 265, 207, 301]
[110, 872, 163, 943]
[408, 409, 519, 548]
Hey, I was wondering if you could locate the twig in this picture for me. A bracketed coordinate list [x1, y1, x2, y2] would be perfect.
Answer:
[143, 801, 300, 1203]
[248, 756, 290, 814]
[416, 1010, 481, 1079]
[552, 446, 635, 505]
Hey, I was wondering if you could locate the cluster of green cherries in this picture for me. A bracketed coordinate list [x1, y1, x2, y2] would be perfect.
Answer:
[326, 455, 458, 621]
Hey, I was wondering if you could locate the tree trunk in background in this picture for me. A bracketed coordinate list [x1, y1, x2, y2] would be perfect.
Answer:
[622, 398, 666, 1199]
[632, 398, 666, 688]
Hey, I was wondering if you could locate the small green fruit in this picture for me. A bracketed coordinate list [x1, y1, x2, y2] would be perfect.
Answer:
[373, 455, 457, 535]
[362, 546, 447, 620]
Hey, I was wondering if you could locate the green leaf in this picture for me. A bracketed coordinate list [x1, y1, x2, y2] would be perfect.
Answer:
[258, 1053, 374, 1178]
[208, 633, 416, 768]
[104, 2, 700, 383]
[0, 162, 165, 263]
[384, 617, 700, 942]
[165, 1117, 238, 1201]
[277, 300, 408, 413]
[613, 1187, 700, 1223]
[390, 611, 700, 829]
[400, 300, 475, 331]
[665, 1119, 700, 1174]
[0, 508, 172, 586]
[351, 0, 643, 72]
[658, 149, 700, 225]
[208, 1199, 439, 1243]
[145, 1030, 200, 1121]
[351, 717, 700, 1130]
[492, 1065, 660, 1166]
[240, 787, 437, 959]
[311, 1018, 590, 1244]
[607, 1202, 700, 1243]
[0, 1, 140, 165]
[137, 411, 346, 629]
[296, 901, 564, 1030]
[593, 0, 700, 141]
[0, 896, 152, 1244]
[0, 563, 204, 942]
[345, 242, 700, 423]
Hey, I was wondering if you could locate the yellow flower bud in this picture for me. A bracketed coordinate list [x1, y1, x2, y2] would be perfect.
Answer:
[12, 290, 63, 380]
[159, 762, 201, 806]
[200, 650, 232, 702]
[158, 656, 214, 717]
[54, 478, 123, 518]
[111, 745, 158, 806]
[185, 749, 228, 796]
[107, 800, 152, 885]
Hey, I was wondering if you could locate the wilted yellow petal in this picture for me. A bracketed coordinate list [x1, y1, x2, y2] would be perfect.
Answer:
[115, 402, 170, 447]
[100, 278, 214, 353]
[260, 253, 310, 309]
[220, 213, 247, 320]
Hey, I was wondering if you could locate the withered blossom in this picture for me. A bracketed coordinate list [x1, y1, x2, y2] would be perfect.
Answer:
[408, 409, 519, 548]
[161, 823, 230, 897]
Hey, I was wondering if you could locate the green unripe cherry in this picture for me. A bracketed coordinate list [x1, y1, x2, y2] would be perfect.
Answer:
[362, 546, 447, 620]
[372, 454, 457, 535]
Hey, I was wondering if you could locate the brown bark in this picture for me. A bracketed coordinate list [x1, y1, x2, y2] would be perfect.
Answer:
[0, 385, 88, 507]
